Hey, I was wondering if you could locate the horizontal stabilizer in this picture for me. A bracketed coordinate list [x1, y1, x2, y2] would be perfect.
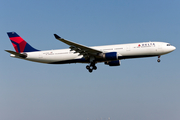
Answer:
[5, 50, 27, 58]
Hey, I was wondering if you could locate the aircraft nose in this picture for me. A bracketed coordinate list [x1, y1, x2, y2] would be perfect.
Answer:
[164, 45, 176, 53]
[172, 46, 176, 51]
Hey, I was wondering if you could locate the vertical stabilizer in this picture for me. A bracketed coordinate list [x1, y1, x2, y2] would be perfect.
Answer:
[7, 32, 39, 53]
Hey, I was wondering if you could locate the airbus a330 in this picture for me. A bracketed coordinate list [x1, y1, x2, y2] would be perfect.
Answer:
[5, 32, 176, 73]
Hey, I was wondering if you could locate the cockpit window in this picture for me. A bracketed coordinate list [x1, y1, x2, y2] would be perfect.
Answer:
[167, 44, 171, 46]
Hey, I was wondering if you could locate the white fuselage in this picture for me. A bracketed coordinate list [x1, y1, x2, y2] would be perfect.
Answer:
[11, 41, 176, 64]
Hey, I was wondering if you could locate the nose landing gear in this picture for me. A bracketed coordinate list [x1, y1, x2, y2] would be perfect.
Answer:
[157, 55, 161, 63]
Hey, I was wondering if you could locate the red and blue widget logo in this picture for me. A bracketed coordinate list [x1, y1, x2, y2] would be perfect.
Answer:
[7, 32, 39, 53]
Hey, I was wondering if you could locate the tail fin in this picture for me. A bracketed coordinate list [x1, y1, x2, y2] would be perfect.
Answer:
[7, 32, 39, 53]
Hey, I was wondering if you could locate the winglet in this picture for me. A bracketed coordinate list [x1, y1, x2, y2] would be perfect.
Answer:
[54, 34, 61, 39]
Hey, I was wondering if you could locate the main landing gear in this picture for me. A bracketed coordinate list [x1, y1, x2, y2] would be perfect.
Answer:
[86, 62, 97, 73]
[157, 55, 161, 63]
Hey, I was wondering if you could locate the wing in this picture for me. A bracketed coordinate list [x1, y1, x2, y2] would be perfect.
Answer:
[54, 34, 102, 59]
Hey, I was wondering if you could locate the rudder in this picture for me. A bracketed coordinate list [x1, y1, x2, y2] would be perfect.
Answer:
[7, 32, 39, 53]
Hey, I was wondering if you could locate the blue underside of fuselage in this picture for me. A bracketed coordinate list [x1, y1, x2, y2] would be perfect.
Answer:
[48, 55, 158, 64]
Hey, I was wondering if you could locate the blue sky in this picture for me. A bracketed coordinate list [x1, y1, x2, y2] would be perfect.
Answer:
[1, 0, 180, 120]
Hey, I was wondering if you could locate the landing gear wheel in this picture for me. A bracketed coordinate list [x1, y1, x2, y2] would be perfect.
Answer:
[157, 56, 161, 63]
[93, 66, 97, 70]
[89, 69, 93, 73]
[86, 60, 97, 72]
[86, 65, 90, 70]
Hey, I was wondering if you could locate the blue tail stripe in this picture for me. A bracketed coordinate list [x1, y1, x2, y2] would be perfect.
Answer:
[7, 32, 19, 37]
[24, 43, 39, 52]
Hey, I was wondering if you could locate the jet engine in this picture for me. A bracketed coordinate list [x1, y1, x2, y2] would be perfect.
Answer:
[99, 52, 118, 60]
[104, 60, 121, 66]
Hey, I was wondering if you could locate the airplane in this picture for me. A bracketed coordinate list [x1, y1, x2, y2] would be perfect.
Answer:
[5, 32, 176, 73]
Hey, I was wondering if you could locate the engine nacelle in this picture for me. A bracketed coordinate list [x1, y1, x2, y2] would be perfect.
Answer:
[99, 52, 118, 60]
[104, 60, 121, 66]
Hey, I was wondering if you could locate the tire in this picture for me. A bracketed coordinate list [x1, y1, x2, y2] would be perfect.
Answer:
[86, 65, 90, 69]
[93, 66, 97, 70]
[89, 69, 93, 73]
